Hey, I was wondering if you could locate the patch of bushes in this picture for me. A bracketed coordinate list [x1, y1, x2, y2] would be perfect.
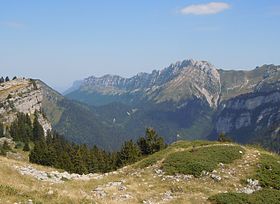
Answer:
[218, 133, 233, 143]
[23, 142, 30, 152]
[0, 141, 12, 156]
[15, 142, 24, 149]
[162, 145, 244, 177]
[209, 189, 280, 204]
[135, 140, 216, 168]
[254, 154, 280, 189]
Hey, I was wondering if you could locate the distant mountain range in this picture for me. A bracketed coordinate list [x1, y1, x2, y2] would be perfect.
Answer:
[1, 59, 279, 151]
[65, 59, 280, 152]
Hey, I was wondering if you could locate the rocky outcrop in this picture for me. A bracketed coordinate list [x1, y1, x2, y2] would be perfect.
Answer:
[0, 78, 52, 134]
[14, 165, 105, 183]
[0, 137, 15, 147]
[238, 179, 262, 194]
[213, 89, 280, 144]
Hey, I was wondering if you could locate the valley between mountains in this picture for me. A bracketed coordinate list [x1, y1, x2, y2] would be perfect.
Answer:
[65, 59, 280, 152]
[0, 59, 279, 204]
[0, 59, 279, 152]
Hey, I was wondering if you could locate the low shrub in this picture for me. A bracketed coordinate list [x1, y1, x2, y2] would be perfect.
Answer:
[162, 145, 244, 177]
[254, 154, 280, 189]
[209, 189, 280, 204]
[136, 140, 216, 168]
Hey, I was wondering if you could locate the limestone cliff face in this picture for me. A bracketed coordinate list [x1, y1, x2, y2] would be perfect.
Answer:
[0, 78, 52, 135]
[214, 89, 280, 143]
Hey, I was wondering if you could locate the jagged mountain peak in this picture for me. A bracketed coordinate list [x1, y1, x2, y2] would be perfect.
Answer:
[79, 59, 217, 89]
[66, 59, 221, 108]
[166, 59, 216, 72]
[83, 59, 216, 82]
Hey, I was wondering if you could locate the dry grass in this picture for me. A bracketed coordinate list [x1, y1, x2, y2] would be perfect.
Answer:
[0, 142, 263, 204]
[0, 81, 29, 101]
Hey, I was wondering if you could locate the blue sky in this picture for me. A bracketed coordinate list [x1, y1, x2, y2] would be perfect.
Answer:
[0, 0, 280, 92]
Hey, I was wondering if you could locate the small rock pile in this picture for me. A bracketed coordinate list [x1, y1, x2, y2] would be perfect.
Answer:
[15, 165, 104, 183]
[92, 180, 130, 200]
[143, 200, 155, 204]
[238, 179, 262, 194]
[92, 187, 107, 198]
[154, 168, 193, 182]
[162, 191, 174, 201]
[209, 170, 222, 182]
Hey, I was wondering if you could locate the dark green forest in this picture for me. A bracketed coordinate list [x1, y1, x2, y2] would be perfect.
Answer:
[2, 112, 166, 174]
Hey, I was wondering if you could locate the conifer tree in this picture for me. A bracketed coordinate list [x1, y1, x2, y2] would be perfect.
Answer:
[137, 128, 165, 155]
[218, 133, 232, 142]
[23, 142, 30, 151]
[72, 147, 88, 174]
[0, 77, 4, 83]
[117, 140, 141, 167]
[28, 128, 166, 175]
[10, 113, 33, 141]
[32, 114, 44, 141]
[0, 123, 4, 138]
[59, 150, 74, 173]
[29, 139, 48, 165]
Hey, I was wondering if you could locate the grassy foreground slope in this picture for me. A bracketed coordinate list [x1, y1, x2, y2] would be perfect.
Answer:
[0, 140, 279, 204]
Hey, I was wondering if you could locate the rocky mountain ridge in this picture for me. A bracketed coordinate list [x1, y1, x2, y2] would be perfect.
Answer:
[0, 78, 52, 135]
[72, 59, 221, 107]
[66, 60, 280, 151]
[1, 60, 279, 151]
[67, 60, 280, 109]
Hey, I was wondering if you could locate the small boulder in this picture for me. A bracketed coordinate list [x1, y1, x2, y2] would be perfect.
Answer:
[211, 174, 222, 182]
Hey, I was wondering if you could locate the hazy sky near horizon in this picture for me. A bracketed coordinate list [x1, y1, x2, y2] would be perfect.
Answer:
[1, 0, 280, 92]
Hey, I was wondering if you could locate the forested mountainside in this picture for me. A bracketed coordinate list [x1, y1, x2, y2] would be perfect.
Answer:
[0, 60, 279, 151]
[66, 60, 280, 152]
[0, 78, 116, 150]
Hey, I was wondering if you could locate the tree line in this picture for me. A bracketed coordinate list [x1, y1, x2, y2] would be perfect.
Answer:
[2, 112, 166, 174]
[0, 76, 17, 83]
